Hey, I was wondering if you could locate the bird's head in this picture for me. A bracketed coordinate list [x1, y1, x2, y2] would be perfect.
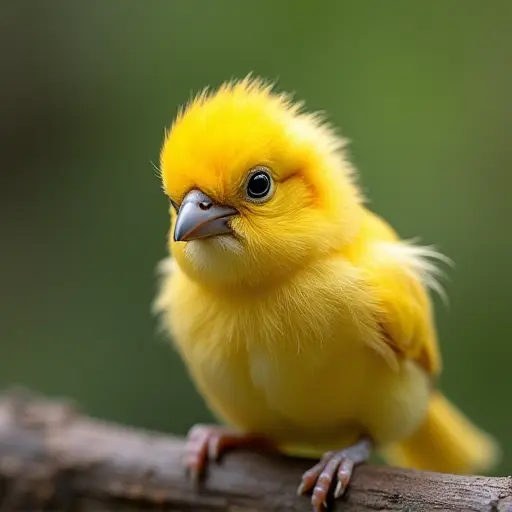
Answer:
[159, 77, 364, 291]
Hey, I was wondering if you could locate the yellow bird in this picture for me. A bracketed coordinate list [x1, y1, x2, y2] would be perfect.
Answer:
[154, 76, 500, 511]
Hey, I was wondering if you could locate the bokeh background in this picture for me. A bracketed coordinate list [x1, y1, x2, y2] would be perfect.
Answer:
[1, 1, 511, 474]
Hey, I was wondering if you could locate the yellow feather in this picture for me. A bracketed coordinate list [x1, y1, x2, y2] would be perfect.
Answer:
[155, 76, 500, 474]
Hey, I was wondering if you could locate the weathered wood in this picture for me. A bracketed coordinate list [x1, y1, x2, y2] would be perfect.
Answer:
[0, 387, 509, 511]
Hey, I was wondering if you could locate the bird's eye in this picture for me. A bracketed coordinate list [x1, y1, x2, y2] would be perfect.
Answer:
[245, 167, 274, 203]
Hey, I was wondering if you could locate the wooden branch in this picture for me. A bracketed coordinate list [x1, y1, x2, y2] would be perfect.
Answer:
[0, 388, 509, 511]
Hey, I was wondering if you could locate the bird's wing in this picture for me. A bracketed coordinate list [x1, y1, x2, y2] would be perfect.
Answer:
[360, 240, 448, 376]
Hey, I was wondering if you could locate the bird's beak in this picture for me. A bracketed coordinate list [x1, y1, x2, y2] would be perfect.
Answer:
[173, 189, 238, 242]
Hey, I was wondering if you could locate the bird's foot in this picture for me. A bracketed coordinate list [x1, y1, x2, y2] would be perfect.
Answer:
[297, 437, 372, 511]
[183, 424, 276, 482]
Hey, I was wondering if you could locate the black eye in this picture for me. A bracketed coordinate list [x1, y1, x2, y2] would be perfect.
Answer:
[246, 168, 273, 202]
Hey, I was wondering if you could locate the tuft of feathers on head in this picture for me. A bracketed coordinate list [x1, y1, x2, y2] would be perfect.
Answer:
[159, 74, 364, 217]
[168, 73, 350, 151]
[174, 74, 291, 123]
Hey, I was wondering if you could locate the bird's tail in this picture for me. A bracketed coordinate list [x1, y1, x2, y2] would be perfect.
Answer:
[381, 391, 501, 474]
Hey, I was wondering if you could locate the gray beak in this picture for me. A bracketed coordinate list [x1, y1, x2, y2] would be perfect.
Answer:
[173, 189, 238, 242]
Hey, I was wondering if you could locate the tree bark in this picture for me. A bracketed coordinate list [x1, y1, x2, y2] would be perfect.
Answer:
[0, 387, 509, 511]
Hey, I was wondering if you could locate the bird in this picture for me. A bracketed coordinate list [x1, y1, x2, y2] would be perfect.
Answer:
[153, 76, 500, 511]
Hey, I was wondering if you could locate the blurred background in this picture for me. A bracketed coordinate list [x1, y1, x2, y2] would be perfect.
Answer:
[1, 1, 510, 474]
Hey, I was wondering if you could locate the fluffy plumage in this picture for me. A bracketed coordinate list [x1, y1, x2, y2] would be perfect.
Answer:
[154, 77, 500, 491]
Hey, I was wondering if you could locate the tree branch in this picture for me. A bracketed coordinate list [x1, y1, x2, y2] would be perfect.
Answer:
[0, 388, 509, 511]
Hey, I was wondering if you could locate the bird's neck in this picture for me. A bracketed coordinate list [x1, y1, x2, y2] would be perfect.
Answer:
[183, 239, 364, 303]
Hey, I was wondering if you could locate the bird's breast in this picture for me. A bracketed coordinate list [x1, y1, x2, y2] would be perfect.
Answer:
[166, 260, 386, 443]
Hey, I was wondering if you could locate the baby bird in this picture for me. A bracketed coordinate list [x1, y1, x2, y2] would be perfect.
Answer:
[154, 77, 499, 511]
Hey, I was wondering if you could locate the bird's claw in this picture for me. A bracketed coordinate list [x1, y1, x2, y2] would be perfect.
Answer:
[297, 438, 372, 511]
[184, 424, 226, 481]
[183, 424, 275, 482]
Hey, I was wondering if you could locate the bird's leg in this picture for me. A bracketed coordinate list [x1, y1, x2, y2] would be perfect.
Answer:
[297, 436, 372, 511]
[184, 424, 276, 481]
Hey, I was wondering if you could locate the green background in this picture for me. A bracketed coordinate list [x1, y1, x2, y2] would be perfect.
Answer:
[1, 1, 510, 474]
